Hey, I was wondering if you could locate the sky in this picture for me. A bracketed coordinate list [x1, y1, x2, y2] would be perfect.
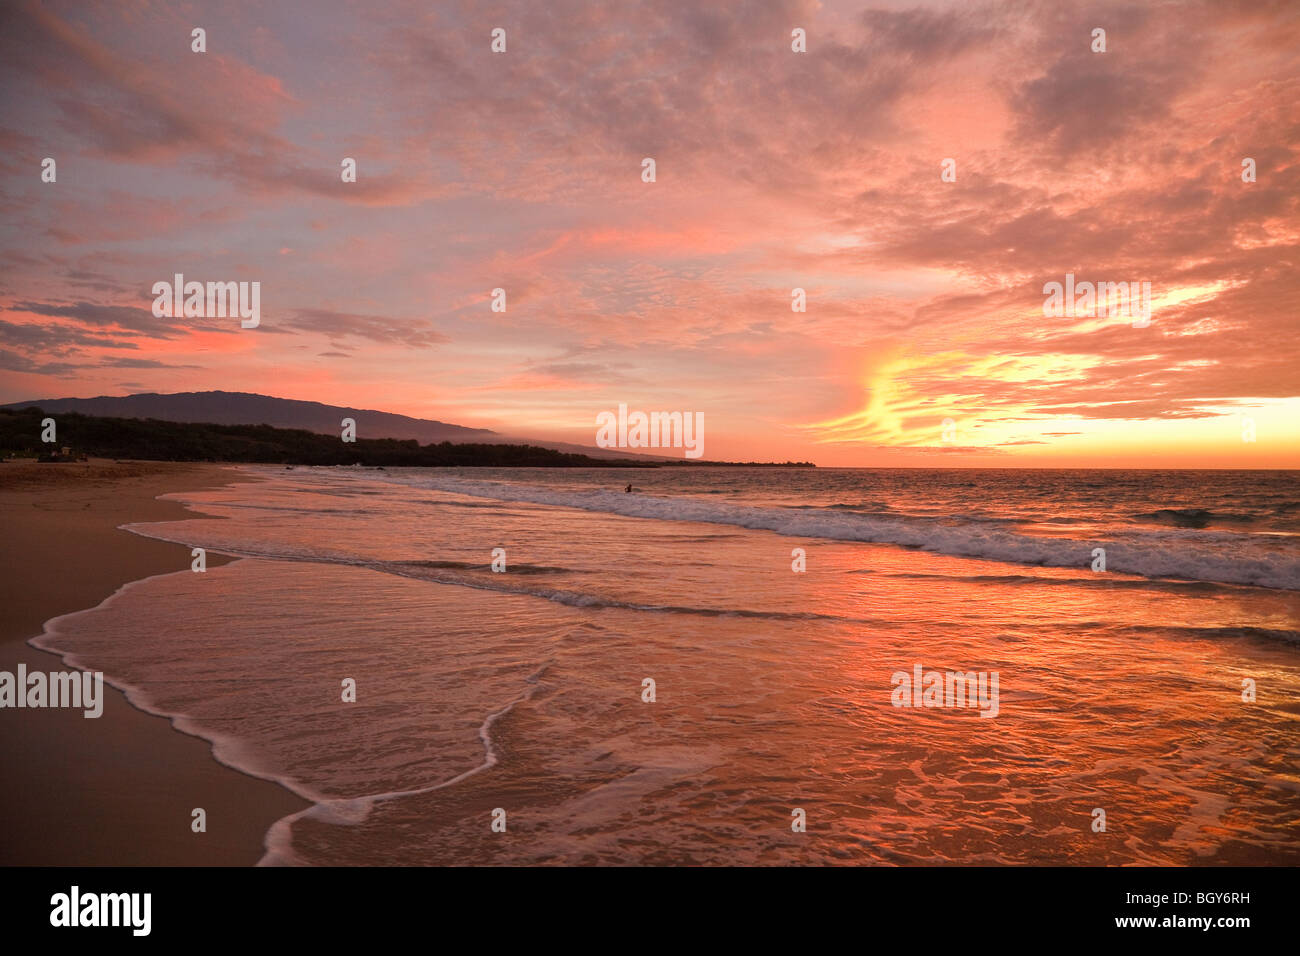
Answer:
[0, 0, 1297, 467]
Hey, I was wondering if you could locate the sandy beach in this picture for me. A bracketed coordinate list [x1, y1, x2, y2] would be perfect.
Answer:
[0, 460, 309, 865]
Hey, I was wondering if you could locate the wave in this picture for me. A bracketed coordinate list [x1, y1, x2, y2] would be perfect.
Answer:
[873, 570, 1230, 593]
[28, 569, 564, 868]
[120, 523, 869, 622]
[1117, 624, 1300, 646]
[260, 660, 553, 866]
[1133, 508, 1260, 529]
[26, 571, 347, 858]
[352, 472, 1300, 591]
[397, 559, 574, 575]
[785, 501, 893, 513]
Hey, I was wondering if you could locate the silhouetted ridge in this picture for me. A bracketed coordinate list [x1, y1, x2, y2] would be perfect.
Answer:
[0, 407, 646, 467]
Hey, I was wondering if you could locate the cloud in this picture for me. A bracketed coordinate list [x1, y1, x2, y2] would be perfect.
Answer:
[0, 0, 1296, 463]
[98, 356, 201, 369]
[0, 317, 138, 350]
[11, 300, 187, 338]
[284, 309, 450, 348]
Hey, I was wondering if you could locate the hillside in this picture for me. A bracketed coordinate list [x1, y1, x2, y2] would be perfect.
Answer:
[0, 406, 648, 468]
[0, 390, 676, 462]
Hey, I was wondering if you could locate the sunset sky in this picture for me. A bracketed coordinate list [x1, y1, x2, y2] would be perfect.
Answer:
[1, 0, 1296, 466]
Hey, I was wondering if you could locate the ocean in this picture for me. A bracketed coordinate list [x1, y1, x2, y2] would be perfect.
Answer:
[31, 466, 1300, 864]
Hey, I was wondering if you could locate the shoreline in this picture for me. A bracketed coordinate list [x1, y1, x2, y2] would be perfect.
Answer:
[0, 460, 310, 865]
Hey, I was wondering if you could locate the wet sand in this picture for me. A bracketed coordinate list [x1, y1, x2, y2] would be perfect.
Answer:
[0, 459, 309, 865]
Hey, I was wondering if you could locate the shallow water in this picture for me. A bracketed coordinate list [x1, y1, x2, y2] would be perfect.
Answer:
[33, 466, 1300, 864]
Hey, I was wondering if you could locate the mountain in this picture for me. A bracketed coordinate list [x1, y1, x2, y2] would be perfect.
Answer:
[0, 390, 674, 461]
[1, 391, 492, 444]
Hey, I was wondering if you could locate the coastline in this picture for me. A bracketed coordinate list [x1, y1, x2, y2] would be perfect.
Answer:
[0, 459, 310, 865]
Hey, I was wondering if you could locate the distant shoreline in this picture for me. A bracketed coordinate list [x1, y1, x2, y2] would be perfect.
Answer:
[0, 407, 814, 468]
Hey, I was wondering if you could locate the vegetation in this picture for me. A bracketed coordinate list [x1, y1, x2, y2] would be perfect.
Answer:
[0, 407, 815, 468]
[0, 407, 648, 468]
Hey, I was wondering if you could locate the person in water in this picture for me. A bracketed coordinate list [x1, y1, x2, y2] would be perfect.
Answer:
[625, 483, 632, 493]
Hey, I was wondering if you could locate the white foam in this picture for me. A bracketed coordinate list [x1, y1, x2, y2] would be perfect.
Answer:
[357, 471, 1300, 591]
[257, 661, 550, 866]
[29, 562, 554, 868]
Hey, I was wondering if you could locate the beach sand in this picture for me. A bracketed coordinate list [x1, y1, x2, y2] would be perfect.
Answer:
[0, 459, 309, 865]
